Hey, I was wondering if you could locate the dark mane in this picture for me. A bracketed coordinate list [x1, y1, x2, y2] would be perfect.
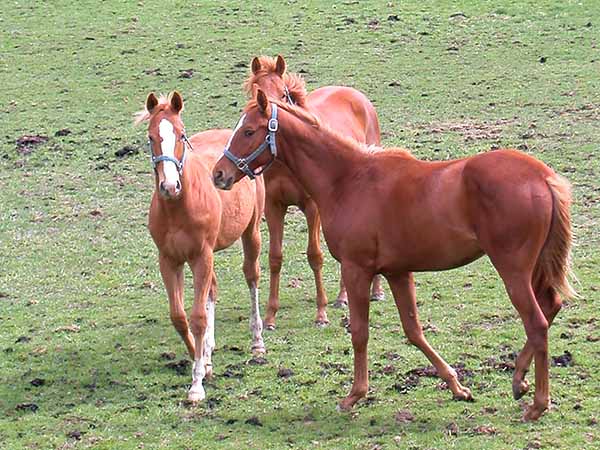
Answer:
[243, 56, 308, 107]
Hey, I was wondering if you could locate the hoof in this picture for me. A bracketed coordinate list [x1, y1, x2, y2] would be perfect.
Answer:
[512, 379, 529, 400]
[264, 323, 276, 331]
[370, 291, 385, 302]
[333, 299, 348, 309]
[315, 316, 330, 328]
[453, 387, 474, 402]
[252, 344, 266, 355]
[336, 402, 353, 413]
[188, 387, 205, 403]
[522, 403, 546, 422]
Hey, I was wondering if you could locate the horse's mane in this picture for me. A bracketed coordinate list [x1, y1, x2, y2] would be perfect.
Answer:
[134, 94, 177, 126]
[245, 98, 411, 158]
[243, 56, 308, 107]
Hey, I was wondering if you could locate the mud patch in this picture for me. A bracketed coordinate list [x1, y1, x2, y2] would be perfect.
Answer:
[245, 416, 262, 426]
[394, 409, 415, 423]
[165, 359, 190, 375]
[30, 378, 45, 387]
[16, 403, 38, 412]
[277, 367, 294, 378]
[115, 145, 138, 158]
[551, 350, 573, 367]
[16, 135, 49, 154]
[223, 363, 244, 378]
[416, 118, 518, 142]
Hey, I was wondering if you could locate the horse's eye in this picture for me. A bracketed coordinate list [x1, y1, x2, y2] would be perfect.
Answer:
[244, 129, 255, 137]
[148, 136, 153, 142]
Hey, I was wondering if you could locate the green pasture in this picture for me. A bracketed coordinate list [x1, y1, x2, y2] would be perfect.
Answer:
[0, 1, 598, 448]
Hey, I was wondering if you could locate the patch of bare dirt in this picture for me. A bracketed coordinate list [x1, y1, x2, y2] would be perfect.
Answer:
[165, 359, 190, 375]
[395, 409, 415, 423]
[16, 135, 49, 154]
[417, 118, 518, 142]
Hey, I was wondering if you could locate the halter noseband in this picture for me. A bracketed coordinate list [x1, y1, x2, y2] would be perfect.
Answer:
[222, 103, 278, 180]
[148, 133, 192, 175]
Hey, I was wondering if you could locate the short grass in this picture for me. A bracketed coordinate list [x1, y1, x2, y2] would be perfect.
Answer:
[1, 1, 599, 449]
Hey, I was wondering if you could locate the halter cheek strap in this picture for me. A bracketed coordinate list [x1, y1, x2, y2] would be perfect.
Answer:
[283, 86, 295, 106]
[222, 103, 278, 180]
[148, 133, 192, 175]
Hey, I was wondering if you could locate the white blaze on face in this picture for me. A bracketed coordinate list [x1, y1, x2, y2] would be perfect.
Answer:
[158, 119, 180, 186]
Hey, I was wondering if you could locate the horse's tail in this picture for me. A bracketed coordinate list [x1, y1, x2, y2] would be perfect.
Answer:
[532, 174, 577, 299]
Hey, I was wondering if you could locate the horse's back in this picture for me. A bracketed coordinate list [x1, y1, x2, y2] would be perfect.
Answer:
[307, 86, 380, 145]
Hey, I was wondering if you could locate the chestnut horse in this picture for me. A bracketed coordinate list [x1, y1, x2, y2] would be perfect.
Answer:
[243, 55, 384, 329]
[212, 90, 575, 421]
[136, 91, 266, 402]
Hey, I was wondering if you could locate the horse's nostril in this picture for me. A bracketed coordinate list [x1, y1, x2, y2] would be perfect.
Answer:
[160, 181, 166, 192]
[176, 180, 181, 190]
[215, 170, 223, 181]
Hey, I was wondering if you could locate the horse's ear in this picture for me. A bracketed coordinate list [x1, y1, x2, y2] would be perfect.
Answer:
[256, 88, 269, 114]
[251, 57, 261, 74]
[170, 91, 184, 113]
[275, 55, 286, 76]
[146, 92, 159, 113]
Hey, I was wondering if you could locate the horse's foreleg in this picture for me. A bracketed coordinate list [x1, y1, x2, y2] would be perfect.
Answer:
[338, 263, 372, 411]
[513, 287, 562, 401]
[242, 217, 265, 354]
[302, 199, 329, 326]
[188, 250, 214, 402]
[387, 272, 473, 401]
[264, 202, 285, 330]
[159, 255, 195, 359]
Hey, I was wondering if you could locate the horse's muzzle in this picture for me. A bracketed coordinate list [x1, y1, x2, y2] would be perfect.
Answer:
[213, 170, 233, 190]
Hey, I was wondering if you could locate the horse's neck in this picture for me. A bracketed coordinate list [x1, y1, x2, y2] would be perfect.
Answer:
[278, 115, 367, 210]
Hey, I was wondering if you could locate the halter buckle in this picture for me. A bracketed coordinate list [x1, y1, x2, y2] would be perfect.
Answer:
[235, 158, 249, 170]
[268, 118, 278, 132]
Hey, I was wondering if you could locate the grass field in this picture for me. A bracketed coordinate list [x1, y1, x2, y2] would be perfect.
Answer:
[1, 1, 599, 448]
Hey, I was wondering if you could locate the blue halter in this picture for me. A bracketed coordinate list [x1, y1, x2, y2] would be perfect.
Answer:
[222, 103, 279, 180]
[148, 133, 192, 175]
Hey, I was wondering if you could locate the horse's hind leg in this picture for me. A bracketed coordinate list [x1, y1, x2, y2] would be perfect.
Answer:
[496, 270, 550, 421]
[203, 271, 217, 379]
[264, 201, 285, 330]
[242, 213, 265, 354]
[512, 287, 562, 400]
[302, 199, 329, 326]
[386, 272, 473, 401]
[370, 275, 385, 301]
[159, 255, 195, 359]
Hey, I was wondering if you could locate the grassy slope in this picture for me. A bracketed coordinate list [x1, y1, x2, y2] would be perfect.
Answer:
[0, 0, 598, 448]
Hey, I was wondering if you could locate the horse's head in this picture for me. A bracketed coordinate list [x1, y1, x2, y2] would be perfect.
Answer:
[213, 88, 278, 190]
[138, 91, 188, 199]
[245, 55, 298, 105]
